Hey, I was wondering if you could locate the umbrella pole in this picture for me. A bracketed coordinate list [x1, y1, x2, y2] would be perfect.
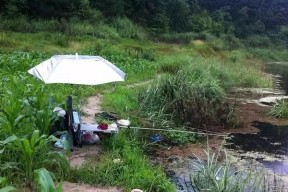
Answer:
[70, 84, 79, 110]
[75, 84, 81, 111]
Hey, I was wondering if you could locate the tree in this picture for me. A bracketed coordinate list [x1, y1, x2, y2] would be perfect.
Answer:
[90, 0, 126, 16]
[125, 0, 169, 32]
[187, 11, 213, 33]
[166, 0, 190, 32]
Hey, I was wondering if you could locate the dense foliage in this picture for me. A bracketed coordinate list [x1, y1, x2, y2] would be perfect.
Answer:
[1, 0, 287, 41]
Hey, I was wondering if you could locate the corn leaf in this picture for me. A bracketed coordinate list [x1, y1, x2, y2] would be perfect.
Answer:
[34, 168, 57, 192]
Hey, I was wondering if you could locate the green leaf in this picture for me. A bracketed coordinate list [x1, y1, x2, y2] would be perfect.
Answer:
[0, 186, 15, 192]
[13, 114, 26, 126]
[31, 130, 40, 148]
[0, 147, 4, 154]
[0, 177, 15, 192]
[2, 135, 17, 145]
[0, 177, 5, 184]
[0, 162, 19, 172]
[56, 181, 63, 192]
[34, 168, 57, 192]
[21, 139, 32, 156]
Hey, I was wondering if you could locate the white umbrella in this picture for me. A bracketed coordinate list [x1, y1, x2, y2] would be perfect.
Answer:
[28, 54, 125, 148]
[28, 54, 125, 85]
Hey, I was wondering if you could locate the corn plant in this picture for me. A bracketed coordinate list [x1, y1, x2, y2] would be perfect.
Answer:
[0, 130, 68, 188]
[34, 168, 62, 192]
[25, 94, 57, 135]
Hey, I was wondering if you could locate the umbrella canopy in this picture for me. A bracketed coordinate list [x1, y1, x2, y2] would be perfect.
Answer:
[28, 54, 125, 85]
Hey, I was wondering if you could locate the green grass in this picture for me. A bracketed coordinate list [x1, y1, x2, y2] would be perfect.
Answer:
[268, 100, 288, 118]
[102, 87, 139, 121]
[70, 131, 176, 192]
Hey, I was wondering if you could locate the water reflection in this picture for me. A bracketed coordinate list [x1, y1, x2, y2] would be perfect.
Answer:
[258, 160, 288, 175]
[265, 62, 288, 94]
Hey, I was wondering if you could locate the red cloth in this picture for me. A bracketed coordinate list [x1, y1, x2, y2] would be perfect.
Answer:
[98, 123, 108, 130]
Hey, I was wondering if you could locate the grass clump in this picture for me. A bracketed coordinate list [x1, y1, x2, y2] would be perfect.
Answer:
[70, 131, 175, 191]
[268, 100, 288, 118]
[191, 149, 260, 192]
[112, 17, 147, 40]
[139, 70, 235, 127]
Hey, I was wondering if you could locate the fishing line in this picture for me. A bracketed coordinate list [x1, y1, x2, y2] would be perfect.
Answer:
[123, 126, 228, 137]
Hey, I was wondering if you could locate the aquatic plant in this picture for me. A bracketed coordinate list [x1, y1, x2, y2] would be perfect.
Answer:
[191, 146, 288, 192]
[191, 149, 262, 192]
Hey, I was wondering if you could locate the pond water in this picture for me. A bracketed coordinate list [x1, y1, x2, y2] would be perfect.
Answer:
[225, 121, 288, 175]
[167, 62, 288, 191]
[226, 62, 288, 175]
[226, 121, 288, 156]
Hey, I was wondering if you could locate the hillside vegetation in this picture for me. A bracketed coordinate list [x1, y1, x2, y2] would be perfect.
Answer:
[0, 1, 287, 191]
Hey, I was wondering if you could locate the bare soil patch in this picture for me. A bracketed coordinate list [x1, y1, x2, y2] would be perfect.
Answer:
[62, 182, 121, 192]
[68, 94, 103, 168]
[70, 145, 102, 168]
[81, 94, 103, 123]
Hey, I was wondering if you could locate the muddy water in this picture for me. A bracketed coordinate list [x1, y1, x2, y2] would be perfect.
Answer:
[226, 62, 288, 176]
[226, 122, 288, 156]
[225, 121, 288, 174]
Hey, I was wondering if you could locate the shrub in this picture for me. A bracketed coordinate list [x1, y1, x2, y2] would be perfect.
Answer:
[163, 127, 203, 145]
[245, 35, 272, 48]
[224, 34, 243, 50]
[112, 17, 147, 40]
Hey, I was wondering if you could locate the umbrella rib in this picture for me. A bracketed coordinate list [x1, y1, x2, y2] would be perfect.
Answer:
[34, 68, 45, 82]
[46, 57, 61, 83]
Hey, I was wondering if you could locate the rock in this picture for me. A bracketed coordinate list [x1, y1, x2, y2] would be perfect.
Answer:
[258, 96, 288, 105]
[131, 189, 143, 192]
